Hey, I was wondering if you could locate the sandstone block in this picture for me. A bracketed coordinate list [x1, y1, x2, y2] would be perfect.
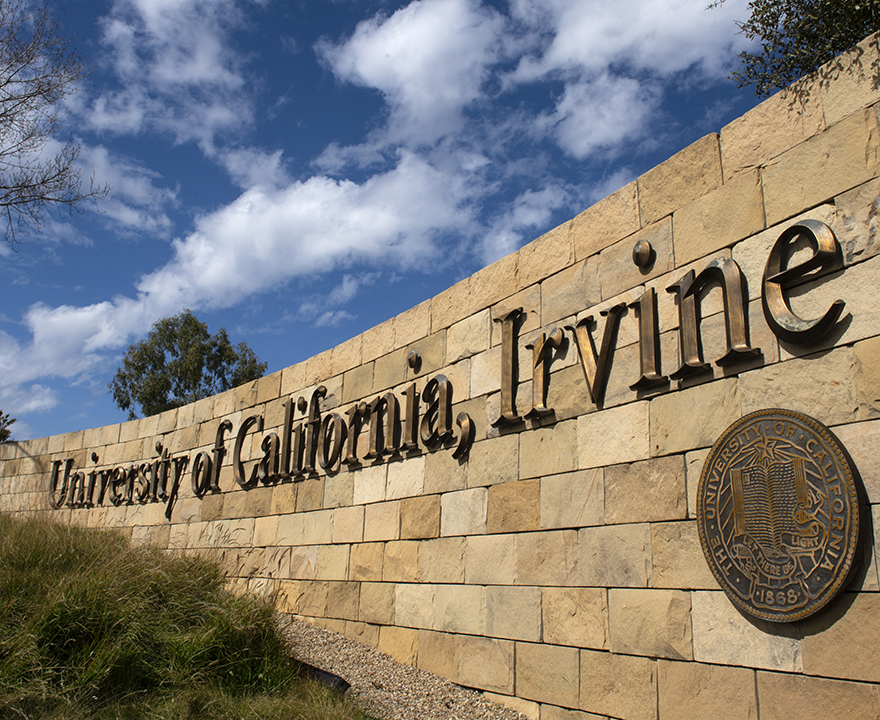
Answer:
[470, 251, 519, 315]
[383, 540, 420, 583]
[434, 583, 484, 635]
[721, 77, 825, 180]
[485, 587, 541, 642]
[541, 258, 600, 326]
[288, 546, 318, 579]
[424, 445, 467, 493]
[691, 591, 801, 671]
[301, 508, 333, 545]
[658, 660, 756, 720]
[540, 706, 607, 720]
[579, 649, 657, 720]
[487, 479, 539, 534]
[323, 473, 353, 509]
[673, 170, 765, 266]
[578, 524, 651, 587]
[440, 487, 487, 536]
[432, 276, 472, 331]
[420, 536, 466, 583]
[832, 419, 880, 503]
[651, 521, 718, 589]
[578, 401, 650, 469]
[739, 349, 857, 425]
[342, 363, 374, 404]
[639, 134, 723, 226]
[763, 108, 880, 226]
[540, 468, 604, 530]
[446, 309, 490, 363]
[329, 335, 362, 377]
[399, 494, 440, 540]
[358, 582, 395, 625]
[516, 530, 581, 586]
[608, 588, 693, 661]
[598, 218, 674, 300]
[394, 299, 431, 349]
[325, 581, 359, 621]
[457, 635, 514, 694]
[520, 421, 578, 479]
[315, 544, 349, 581]
[372, 347, 407, 393]
[542, 587, 608, 650]
[572, 180, 640, 261]
[349, 542, 384, 582]
[385, 455, 425, 500]
[604, 455, 687, 525]
[650, 378, 739, 456]
[821, 32, 880, 126]
[395, 584, 435, 629]
[293, 580, 329, 617]
[406, 330, 446, 379]
[483, 693, 539, 720]
[352, 463, 388, 506]
[417, 629, 459, 681]
[834, 177, 880, 264]
[802, 592, 880, 682]
[516, 642, 579, 707]
[756, 669, 880, 720]
[253, 515, 278, 547]
[518, 221, 573, 290]
[362, 317, 395, 363]
[295, 476, 324, 512]
[276, 512, 305, 546]
[467, 435, 519, 488]
[363, 500, 399, 542]
[344, 620, 380, 648]
[378, 625, 418, 666]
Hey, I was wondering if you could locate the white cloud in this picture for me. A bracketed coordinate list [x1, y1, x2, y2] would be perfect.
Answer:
[78, 144, 178, 234]
[318, 0, 504, 146]
[481, 184, 569, 264]
[85, 0, 255, 152]
[0, 152, 476, 412]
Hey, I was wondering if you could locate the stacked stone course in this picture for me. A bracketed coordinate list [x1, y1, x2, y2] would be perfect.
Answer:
[4, 33, 880, 720]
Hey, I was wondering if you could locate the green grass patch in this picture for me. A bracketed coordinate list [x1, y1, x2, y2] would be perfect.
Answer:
[0, 514, 371, 720]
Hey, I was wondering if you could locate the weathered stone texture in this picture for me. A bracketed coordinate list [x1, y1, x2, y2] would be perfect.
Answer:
[580, 649, 657, 720]
[757, 670, 880, 720]
[516, 642, 579, 707]
[604, 455, 686, 525]
[638, 133, 722, 226]
[762, 107, 880, 226]
[609, 588, 693, 661]
[658, 660, 757, 720]
[542, 587, 608, 650]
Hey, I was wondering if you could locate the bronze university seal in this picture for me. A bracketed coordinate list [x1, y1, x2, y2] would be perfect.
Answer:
[697, 409, 860, 622]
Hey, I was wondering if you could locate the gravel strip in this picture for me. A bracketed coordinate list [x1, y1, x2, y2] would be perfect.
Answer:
[281, 616, 532, 720]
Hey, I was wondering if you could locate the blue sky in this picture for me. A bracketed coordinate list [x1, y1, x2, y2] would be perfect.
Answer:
[0, 0, 762, 440]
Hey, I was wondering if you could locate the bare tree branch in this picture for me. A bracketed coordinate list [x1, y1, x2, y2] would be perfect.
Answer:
[0, 0, 109, 246]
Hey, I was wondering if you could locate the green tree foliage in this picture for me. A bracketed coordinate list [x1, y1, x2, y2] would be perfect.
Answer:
[0, 0, 109, 246]
[109, 310, 267, 419]
[0, 410, 14, 442]
[731, 0, 880, 96]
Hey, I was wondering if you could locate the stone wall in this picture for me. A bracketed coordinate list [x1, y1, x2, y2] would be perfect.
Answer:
[4, 33, 880, 720]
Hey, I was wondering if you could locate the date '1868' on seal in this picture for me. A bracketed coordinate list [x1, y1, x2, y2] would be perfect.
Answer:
[697, 409, 860, 622]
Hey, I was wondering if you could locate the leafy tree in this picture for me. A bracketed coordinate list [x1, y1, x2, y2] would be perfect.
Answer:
[109, 310, 267, 419]
[730, 0, 880, 96]
[0, 0, 109, 246]
[0, 410, 14, 442]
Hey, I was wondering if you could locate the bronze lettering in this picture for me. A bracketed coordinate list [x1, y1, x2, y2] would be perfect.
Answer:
[233, 414, 263, 488]
[629, 288, 667, 390]
[567, 303, 626, 407]
[525, 328, 564, 418]
[762, 220, 845, 344]
[493, 307, 522, 426]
